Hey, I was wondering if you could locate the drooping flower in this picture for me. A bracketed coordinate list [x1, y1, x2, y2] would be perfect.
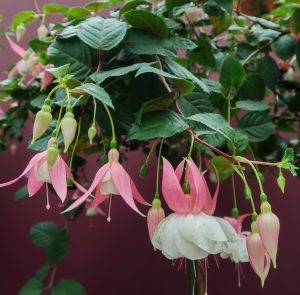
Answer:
[147, 197, 165, 240]
[0, 140, 85, 209]
[152, 158, 237, 260]
[7, 37, 53, 90]
[247, 221, 271, 287]
[63, 148, 150, 217]
[257, 201, 280, 268]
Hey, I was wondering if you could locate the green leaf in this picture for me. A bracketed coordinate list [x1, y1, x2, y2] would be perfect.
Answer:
[47, 229, 70, 265]
[273, 34, 296, 60]
[188, 113, 234, 142]
[128, 110, 189, 141]
[125, 10, 169, 38]
[30, 222, 59, 248]
[28, 39, 49, 52]
[238, 111, 275, 142]
[290, 8, 300, 34]
[178, 91, 213, 116]
[51, 280, 86, 295]
[91, 63, 153, 84]
[120, 1, 150, 14]
[11, 10, 37, 31]
[14, 185, 28, 201]
[166, 59, 209, 93]
[48, 38, 92, 80]
[278, 148, 298, 176]
[60, 17, 127, 50]
[67, 7, 91, 20]
[46, 64, 70, 79]
[73, 83, 114, 109]
[256, 56, 279, 89]
[166, 0, 190, 10]
[231, 128, 248, 152]
[137, 92, 175, 124]
[237, 73, 266, 101]
[220, 55, 245, 88]
[43, 4, 69, 15]
[210, 156, 233, 182]
[235, 100, 269, 111]
[190, 45, 216, 68]
[18, 278, 43, 295]
[296, 40, 300, 67]
[35, 264, 50, 281]
[215, 0, 233, 13]
[85, 1, 111, 13]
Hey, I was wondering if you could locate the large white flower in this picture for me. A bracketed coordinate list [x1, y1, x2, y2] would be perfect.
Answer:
[152, 213, 237, 260]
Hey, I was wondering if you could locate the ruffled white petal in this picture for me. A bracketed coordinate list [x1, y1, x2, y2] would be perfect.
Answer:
[100, 170, 119, 195]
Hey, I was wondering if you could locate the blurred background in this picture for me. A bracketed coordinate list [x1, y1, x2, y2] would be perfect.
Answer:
[0, 1, 299, 294]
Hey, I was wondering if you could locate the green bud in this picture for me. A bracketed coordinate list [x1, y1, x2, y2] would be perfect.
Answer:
[260, 192, 268, 203]
[61, 110, 77, 153]
[47, 141, 59, 168]
[110, 138, 117, 149]
[277, 172, 286, 193]
[260, 201, 272, 214]
[252, 212, 258, 222]
[139, 162, 149, 178]
[152, 198, 162, 209]
[251, 220, 257, 233]
[88, 125, 97, 144]
[182, 182, 190, 194]
[243, 186, 252, 200]
[32, 105, 52, 144]
[37, 23, 48, 41]
[231, 207, 239, 218]
[16, 23, 26, 42]
[258, 172, 264, 183]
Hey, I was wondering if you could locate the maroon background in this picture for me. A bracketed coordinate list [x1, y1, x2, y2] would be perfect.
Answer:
[0, 2, 300, 295]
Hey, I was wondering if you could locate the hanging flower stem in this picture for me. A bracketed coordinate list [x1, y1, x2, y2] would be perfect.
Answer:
[102, 102, 117, 147]
[69, 119, 81, 171]
[155, 139, 164, 196]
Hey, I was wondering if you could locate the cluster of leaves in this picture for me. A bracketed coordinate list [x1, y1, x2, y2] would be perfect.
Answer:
[19, 222, 86, 295]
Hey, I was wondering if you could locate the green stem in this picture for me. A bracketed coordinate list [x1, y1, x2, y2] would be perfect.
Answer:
[92, 97, 97, 125]
[72, 95, 84, 108]
[231, 173, 238, 209]
[54, 95, 68, 139]
[102, 103, 116, 142]
[46, 85, 62, 102]
[69, 119, 81, 170]
[187, 132, 195, 159]
[155, 139, 164, 195]
[146, 138, 160, 164]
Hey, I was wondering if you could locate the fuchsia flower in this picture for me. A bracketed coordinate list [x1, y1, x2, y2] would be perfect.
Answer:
[63, 148, 150, 218]
[0, 141, 85, 209]
[7, 37, 53, 90]
[147, 198, 165, 240]
[247, 221, 271, 287]
[152, 158, 238, 260]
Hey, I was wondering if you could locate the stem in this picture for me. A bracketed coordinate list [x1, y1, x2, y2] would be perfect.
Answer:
[69, 119, 81, 170]
[33, 0, 42, 15]
[46, 85, 62, 101]
[92, 97, 97, 125]
[195, 260, 206, 295]
[48, 266, 57, 288]
[232, 173, 238, 209]
[146, 139, 160, 164]
[55, 95, 68, 139]
[102, 103, 116, 142]
[187, 132, 195, 159]
[72, 95, 84, 108]
[155, 139, 164, 195]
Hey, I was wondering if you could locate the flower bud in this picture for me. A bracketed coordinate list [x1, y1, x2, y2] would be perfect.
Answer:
[243, 186, 252, 200]
[108, 148, 119, 163]
[139, 162, 149, 178]
[257, 202, 280, 268]
[61, 108, 77, 153]
[185, 6, 206, 23]
[32, 102, 52, 143]
[47, 139, 59, 168]
[277, 172, 286, 193]
[231, 207, 239, 218]
[16, 23, 26, 42]
[88, 124, 97, 144]
[37, 23, 48, 41]
[147, 198, 165, 240]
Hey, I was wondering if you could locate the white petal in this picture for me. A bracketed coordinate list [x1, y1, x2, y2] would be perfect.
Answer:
[34, 160, 51, 183]
[100, 170, 119, 195]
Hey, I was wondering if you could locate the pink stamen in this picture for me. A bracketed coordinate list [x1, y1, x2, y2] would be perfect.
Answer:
[46, 183, 50, 210]
[107, 194, 112, 222]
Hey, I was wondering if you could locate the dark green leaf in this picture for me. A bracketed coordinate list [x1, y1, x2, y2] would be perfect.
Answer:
[14, 185, 28, 201]
[85, 1, 111, 13]
[237, 73, 266, 101]
[235, 100, 269, 111]
[30, 222, 59, 248]
[273, 34, 296, 60]
[296, 40, 300, 67]
[43, 4, 69, 15]
[220, 55, 245, 88]
[73, 83, 114, 109]
[215, 0, 233, 13]
[210, 156, 233, 182]
[18, 278, 43, 295]
[47, 229, 70, 265]
[256, 56, 279, 89]
[190, 45, 216, 68]
[51, 280, 86, 295]
[128, 110, 189, 140]
[231, 128, 248, 152]
[125, 10, 168, 38]
[288, 93, 300, 113]
[28, 39, 50, 52]
[35, 264, 50, 281]
[166, 0, 190, 10]
[238, 111, 275, 142]
[11, 10, 37, 31]
[290, 8, 300, 34]
[48, 38, 92, 80]
[120, 1, 150, 14]
[67, 7, 91, 20]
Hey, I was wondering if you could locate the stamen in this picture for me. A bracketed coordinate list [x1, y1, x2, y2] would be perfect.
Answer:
[46, 183, 50, 210]
[204, 258, 208, 295]
[107, 194, 112, 222]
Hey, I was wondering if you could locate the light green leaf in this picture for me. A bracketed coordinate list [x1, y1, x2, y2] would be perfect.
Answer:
[11, 10, 37, 31]
[220, 55, 245, 88]
[73, 83, 114, 109]
[51, 280, 86, 295]
[46, 64, 70, 79]
[125, 10, 169, 38]
[236, 100, 269, 111]
[238, 111, 275, 142]
[85, 1, 111, 13]
[128, 110, 189, 140]
[210, 156, 234, 182]
[43, 4, 69, 15]
[278, 148, 298, 176]
[67, 7, 91, 20]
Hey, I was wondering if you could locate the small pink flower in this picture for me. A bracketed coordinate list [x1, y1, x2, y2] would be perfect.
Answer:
[6, 37, 53, 90]
[0, 144, 85, 209]
[147, 198, 165, 240]
[63, 148, 149, 217]
[257, 201, 280, 268]
[0, 107, 4, 119]
[247, 221, 271, 287]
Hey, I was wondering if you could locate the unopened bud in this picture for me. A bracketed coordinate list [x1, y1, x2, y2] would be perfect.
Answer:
[139, 162, 149, 178]
[37, 23, 48, 41]
[32, 102, 52, 143]
[182, 182, 190, 194]
[108, 148, 119, 163]
[61, 108, 77, 153]
[243, 186, 252, 200]
[277, 172, 286, 193]
[231, 207, 239, 218]
[88, 125, 96, 144]
[260, 201, 272, 214]
[16, 23, 26, 42]
[260, 192, 268, 203]
[47, 140, 59, 167]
